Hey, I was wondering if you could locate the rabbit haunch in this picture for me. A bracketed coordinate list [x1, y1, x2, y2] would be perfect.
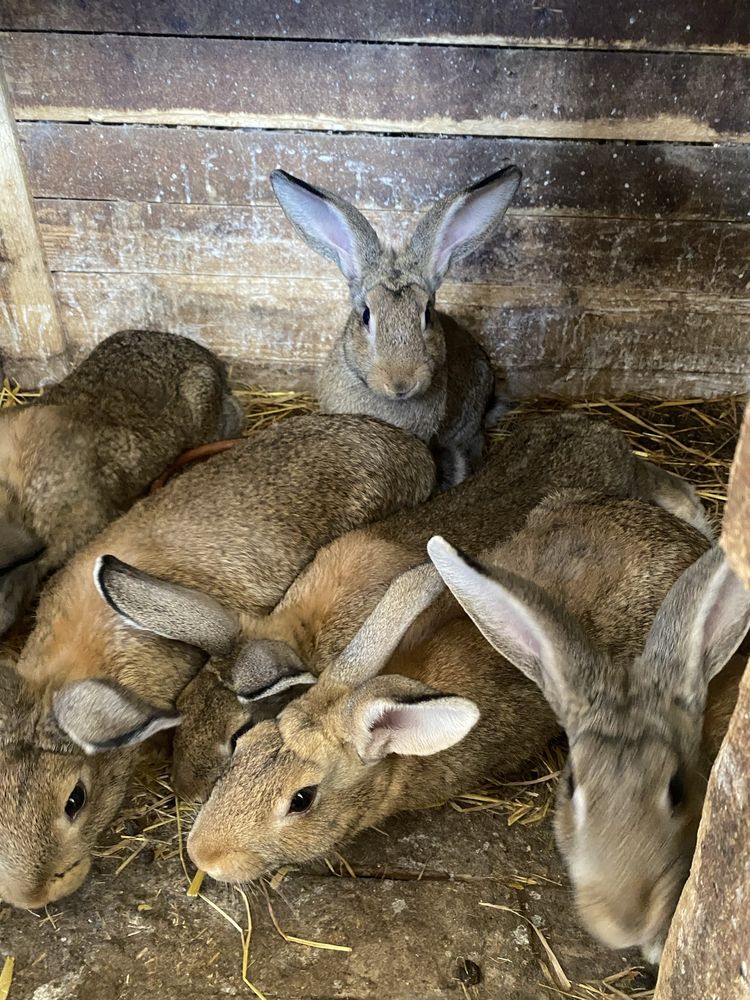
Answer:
[144, 412, 710, 802]
[185, 493, 711, 886]
[0, 414, 435, 909]
[0, 329, 242, 638]
[431, 514, 750, 962]
[271, 167, 523, 487]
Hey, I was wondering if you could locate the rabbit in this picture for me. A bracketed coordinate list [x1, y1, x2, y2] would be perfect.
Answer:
[94, 411, 710, 803]
[428, 522, 750, 964]
[0, 413, 435, 909]
[184, 490, 715, 886]
[0, 329, 243, 636]
[271, 167, 523, 488]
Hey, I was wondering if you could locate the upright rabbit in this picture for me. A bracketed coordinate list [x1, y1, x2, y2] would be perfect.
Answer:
[185, 492, 712, 885]
[96, 413, 708, 802]
[430, 525, 750, 963]
[0, 330, 242, 635]
[0, 414, 434, 909]
[271, 167, 522, 487]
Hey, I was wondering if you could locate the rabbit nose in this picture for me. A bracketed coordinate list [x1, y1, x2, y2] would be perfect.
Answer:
[388, 381, 418, 399]
[188, 842, 247, 883]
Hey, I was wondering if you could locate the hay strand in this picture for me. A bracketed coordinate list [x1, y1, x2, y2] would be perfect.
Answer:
[0, 957, 14, 1000]
[480, 902, 572, 990]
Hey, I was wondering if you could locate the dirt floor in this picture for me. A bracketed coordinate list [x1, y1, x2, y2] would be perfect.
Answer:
[1, 753, 655, 1000]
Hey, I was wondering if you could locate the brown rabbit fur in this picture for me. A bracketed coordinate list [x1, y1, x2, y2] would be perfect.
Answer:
[431, 515, 750, 963]
[0, 329, 242, 636]
[0, 415, 435, 909]
[185, 493, 711, 885]
[155, 413, 712, 801]
[271, 168, 522, 488]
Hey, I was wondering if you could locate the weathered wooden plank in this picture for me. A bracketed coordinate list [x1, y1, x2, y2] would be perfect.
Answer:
[32, 199, 750, 299]
[0, 61, 65, 380]
[21, 271, 749, 399]
[3, 33, 748, 142]
[0, 0, 747, 54]
[18, 123, 750, 221]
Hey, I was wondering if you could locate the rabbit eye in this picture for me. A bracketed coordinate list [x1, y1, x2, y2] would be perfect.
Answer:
[668, 771, 684, 810]
[288, 785, 318, 815]
[362, 307, 370, 327]
[65, 781, 87, 820]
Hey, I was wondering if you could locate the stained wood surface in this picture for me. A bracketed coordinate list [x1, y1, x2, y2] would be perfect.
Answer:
[3, 33, 749, 142]
[0, 63, 65, 378]
[0, 0, 747, 54]
[18, 123, 750, 220]
[48, 271, 750, 398]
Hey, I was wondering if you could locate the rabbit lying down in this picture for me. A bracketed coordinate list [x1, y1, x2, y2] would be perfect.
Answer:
[271, 166, 522, 489]
[184, 484, 740, 973]
[0, 415, 434, 910]
[432, 534, 750, 964]
[0, 330, 242, 637]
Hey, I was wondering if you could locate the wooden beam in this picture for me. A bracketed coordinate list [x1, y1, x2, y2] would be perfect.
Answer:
[3, 33, 748, 143]
[0, 0, 747, 55]
[18, 123, 750, 221]
[0, 56, 65, 382]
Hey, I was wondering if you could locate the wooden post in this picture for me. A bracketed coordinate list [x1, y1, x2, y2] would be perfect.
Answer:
[0, 50, 66, 383]
[655, 406, 750, 998]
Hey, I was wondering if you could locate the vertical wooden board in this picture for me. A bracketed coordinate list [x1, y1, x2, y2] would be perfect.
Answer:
[17, 123, 750, 220]
[3, 33, 748, 142]
[0, 0, 748, 53]
[0, 59, 64, 379]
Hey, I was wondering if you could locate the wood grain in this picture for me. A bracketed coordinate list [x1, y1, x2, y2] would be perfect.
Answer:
[17, 270, 745, 399]
[0, 63, 65, 378]
[18, 123, 750, 221]
[32, 199, 750, 299]
[0, 0, 747, 54]
[3, 33, 748, 142]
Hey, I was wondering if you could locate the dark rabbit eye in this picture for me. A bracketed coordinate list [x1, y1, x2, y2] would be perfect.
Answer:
[65, 781, 87, 820]
[668, 772, 684, 810]
[288, 785, 318, 815]
[362, 307, 370, 327]
[424, 305, 431, 326]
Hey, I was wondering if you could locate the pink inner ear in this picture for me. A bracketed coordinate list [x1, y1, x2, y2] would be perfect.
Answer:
[363, 697, 479, 759]
[432, 182, 510, 273]
[284, 185, 356, 270]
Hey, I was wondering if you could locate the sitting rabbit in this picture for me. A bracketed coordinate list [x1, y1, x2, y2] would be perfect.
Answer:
[271, 167, 522, 487]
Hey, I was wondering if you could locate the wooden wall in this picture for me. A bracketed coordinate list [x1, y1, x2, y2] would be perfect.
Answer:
[0, 2, 748, 397]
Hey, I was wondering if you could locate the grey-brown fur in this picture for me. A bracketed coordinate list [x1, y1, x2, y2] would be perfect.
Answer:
[158, 413, 712, 801]
[430, 504, 750, 962]
[0, 330, 242, 636]
[0, 414, 434, 909]
[184, 491, 712, 888]
[271, 168, 522, 487]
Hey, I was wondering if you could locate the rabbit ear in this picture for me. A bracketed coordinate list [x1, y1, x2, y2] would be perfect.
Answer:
[329, 562, 445, 686]
[428, 536, 591, 726]
[408, 166, 521, 291]
[53, 679, 181, 754]
[0, 519, 46, 634]
[232, 639, 316, 701]
[639, 545, 750, 707]
[346, 676, 479, 763]
[270, 169, 381, 286]
[95, 555, 239, 656]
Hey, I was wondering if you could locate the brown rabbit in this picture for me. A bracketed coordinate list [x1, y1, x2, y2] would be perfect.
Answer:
[0, 414, 435, 909]
[271, 167, 522, 487]
[0, 329, 242, 636]
[97, 412, 709, 802]
[429, 524, 750, 963]
[185, 492, 712, 885]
